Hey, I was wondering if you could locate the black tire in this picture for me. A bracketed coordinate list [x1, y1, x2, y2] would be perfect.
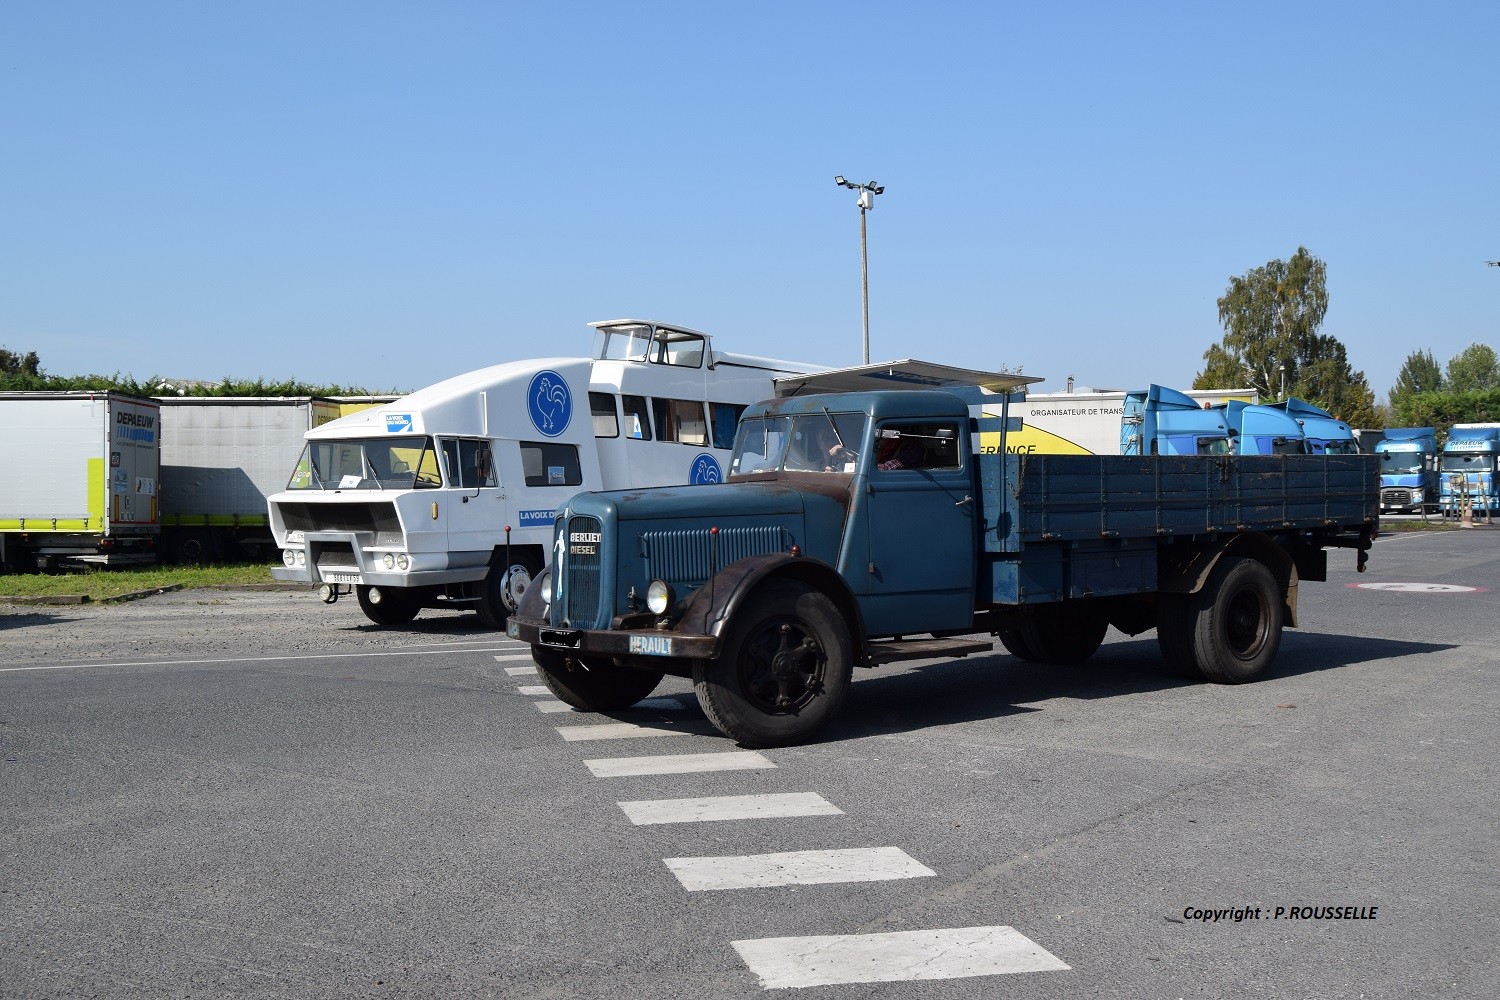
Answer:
[1187, 556, 1283, 684]
[1155, 593, 1201, 678]
[356, 585, 420, 626]
[532, 648, 664, 711]
[1018, 603, 1109, 665]
[997, 625, 1039, 661]
[476, 554, 540, 630]
[693, 580, 853, 748]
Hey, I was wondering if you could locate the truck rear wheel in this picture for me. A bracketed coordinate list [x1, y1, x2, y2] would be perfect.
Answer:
[1019, 603, 1108, 665]
[356, 585, 420, 626]
[693, 580, 853, 748]
[532, 648, 664, 711]
[1190, 557, 1282, 683]
[477, 555, 539, 630]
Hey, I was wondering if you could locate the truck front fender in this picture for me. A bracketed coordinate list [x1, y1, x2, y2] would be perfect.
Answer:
[672, 554, 868, 661]
[1158, 532, 1299, 627]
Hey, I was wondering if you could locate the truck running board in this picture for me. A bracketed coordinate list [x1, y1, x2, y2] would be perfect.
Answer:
[863, 637, 994, 667]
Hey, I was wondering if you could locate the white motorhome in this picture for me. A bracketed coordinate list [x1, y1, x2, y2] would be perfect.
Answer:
[267, 319, 822, 626]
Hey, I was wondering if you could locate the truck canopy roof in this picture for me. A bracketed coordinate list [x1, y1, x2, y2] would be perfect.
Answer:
[773, 359, 1039, 398]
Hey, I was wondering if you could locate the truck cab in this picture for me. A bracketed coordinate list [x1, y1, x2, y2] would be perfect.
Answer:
[1267, 398, 1359, 455]
[1220, 400, 1307, 455]
[1375, 427, 1438, 514]
[1439, 424, 1500, 516]
[1120, 385, 1233, 455]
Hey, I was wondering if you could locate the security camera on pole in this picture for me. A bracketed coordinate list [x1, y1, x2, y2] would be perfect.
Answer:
[834, 175, 884, 364]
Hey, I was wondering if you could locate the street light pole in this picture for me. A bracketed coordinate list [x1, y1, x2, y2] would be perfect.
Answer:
[835, 176, 884, 363]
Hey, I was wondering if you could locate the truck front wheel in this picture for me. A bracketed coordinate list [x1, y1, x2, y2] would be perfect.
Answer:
[477, 555, 539, 630]
[356, 585, 420, 626]
[532, 649, 664, 711]
[1176, 556, 1283, 683]
[693, 580, 854, 749]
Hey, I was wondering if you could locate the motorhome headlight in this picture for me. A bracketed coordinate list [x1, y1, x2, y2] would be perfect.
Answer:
[282, 550, 296, 567]
[382, 553, 395, 570]
[646, 579, 675, 615]
[396, 553, 409, 571]
[295, 550, 306, 567]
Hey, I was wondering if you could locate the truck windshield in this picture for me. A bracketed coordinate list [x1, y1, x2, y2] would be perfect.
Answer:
[285, 437, 442, 491]
[730, 413, 869, 475]
[1441, 453, 1495, 473]
[1320, 440, 1361, 456]
[593, 324, 654, 362]
[1379, 454, 1423, 474]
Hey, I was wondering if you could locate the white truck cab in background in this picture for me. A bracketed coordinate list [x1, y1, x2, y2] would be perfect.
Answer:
[266, 319, 821, 627]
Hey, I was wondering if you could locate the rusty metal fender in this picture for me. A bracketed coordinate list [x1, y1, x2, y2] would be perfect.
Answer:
[670, 553, 868, 660]
[1157, 532, 1299, 627]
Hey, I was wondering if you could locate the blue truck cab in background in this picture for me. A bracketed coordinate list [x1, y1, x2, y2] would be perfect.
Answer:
[1375, 427, 1438, 515]
[1440, 424, 1500, 516]
[511, 362, 1378, 748]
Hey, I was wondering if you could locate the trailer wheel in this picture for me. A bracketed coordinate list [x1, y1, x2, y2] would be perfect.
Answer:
[532, 648, 664, 711]
[1188, 556, 1283, 684]
[693, 580, 853, 748]
[1018, 603, 1108, 665]
[477, 555, 539, 630]
[356, 585, 420, 626]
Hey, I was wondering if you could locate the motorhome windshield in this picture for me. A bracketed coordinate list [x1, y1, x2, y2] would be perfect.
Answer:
[594, 324, 706, 367]
[286, 437, 442, 491]
[730, 413, 869, 475]
[1379, 454, 1423, 474]
[1441, 453, 1496, 473]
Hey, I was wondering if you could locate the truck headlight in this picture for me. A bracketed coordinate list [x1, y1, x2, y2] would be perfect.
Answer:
[283, 550, 296, 567]
[647, 579, 674, 615]
[296, 551, 306, 567]
[382, 553, 395, 570]
[1411, 490, 1423, 502]
[397, 554, 409, 570]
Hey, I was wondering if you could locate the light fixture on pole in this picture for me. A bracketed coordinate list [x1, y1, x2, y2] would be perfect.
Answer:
[834, 175, 884, 363]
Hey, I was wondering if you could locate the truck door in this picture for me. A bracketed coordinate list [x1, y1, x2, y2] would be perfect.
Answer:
[440, 438, 504, 558]
[863, 419, 976, 635]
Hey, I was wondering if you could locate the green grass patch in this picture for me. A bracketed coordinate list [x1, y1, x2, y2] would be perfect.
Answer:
[0, 562, 280, 602]
[1377, 517, 1475, 533]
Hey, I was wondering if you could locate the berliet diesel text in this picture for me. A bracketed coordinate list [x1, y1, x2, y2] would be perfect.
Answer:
[511, 362, 1378, 748]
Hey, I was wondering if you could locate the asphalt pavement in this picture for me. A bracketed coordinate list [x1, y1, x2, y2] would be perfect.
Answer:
[2, 529, 1496, 998]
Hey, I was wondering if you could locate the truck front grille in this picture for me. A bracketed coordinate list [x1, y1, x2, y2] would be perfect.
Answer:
[277, 501, 403, 546]
[564, 515, 604, 629]
[1381, 488, 1412, 506]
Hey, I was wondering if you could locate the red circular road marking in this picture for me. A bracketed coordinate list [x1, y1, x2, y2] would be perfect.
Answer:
[1347, 582, 1488, 593]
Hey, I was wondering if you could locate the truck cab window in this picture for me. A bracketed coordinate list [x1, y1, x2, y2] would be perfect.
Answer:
[441, 439, 497, 489]
[521, 441, 582, 487]
[590, 392, 620, 438]
[622, 395, 652, 441]
[875, 423, 959, 471]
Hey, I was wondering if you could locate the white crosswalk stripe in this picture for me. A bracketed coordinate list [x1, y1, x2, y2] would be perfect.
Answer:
[665, 846, 933, 891]
[491, 653, 535, 662]
[732, 925, 1069, 989]
[534, 700, 577, 713]
[618, 792, 840, 826]
[583, 751, 775, 778]
[503, 665, 537, 676]
[516, 685, 550, 696]
[555, 722, 694, 742]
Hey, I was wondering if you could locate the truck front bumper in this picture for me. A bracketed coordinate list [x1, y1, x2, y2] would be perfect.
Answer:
[509, 614, 718, 660]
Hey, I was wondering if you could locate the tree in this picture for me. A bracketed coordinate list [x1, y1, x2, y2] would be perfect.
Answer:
[1444, 343, 1500, 394]
[1388, 349, 1443, 407]
[0, 346, 41, 377]
[1194, 246, 1377, 425]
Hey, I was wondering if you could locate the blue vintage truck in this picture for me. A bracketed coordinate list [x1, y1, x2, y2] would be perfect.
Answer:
[510, 363, 1378, 747]
[1375, 427, 1438, 514]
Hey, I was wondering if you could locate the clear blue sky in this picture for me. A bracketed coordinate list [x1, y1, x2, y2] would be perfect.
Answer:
[3, 1, 1496, 398]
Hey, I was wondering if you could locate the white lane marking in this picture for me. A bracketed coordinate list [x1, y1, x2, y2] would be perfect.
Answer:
[504, 666, 537, 676]
[556, 722, 693, 742]
[491, 652, 538, 662]
[517, 685, 551, 696]
[0, 647, 515, 674]
[732, 925, 1069, 989]
[535, 700, 577, 714]
[667, 846, 933, 891]
[584, 751, 775, 778]
[619, 792, 840, 826]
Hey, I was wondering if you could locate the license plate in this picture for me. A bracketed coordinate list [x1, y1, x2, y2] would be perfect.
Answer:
[628, 634, 674, 657]
[323, 572, 361, 584]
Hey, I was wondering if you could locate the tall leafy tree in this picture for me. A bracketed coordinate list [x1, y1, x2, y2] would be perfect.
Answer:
[1194, 246, 1376, 425]
[0, 346, 41, 377]
[1444, 343, 1500, 393]
[1388, 349, 1443, 407]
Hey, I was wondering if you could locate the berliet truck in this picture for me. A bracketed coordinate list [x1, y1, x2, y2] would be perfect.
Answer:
[510, 361, 1378, 748]
[0, 391, 161, 570]
[267, 320, 820, 627]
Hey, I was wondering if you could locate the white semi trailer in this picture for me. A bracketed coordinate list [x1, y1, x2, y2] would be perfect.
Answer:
[266, 319, 823, 627]
[0, 391, 161, 571]
[980, 386, 1256, 455]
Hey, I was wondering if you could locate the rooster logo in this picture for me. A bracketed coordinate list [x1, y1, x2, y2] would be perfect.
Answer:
[690, 454, 722, 485]
[528, 370, 572, 438]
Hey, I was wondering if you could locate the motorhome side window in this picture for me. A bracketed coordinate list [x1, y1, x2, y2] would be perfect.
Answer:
[651, 398, 708, 446]
[874, 422, 961, 471]
[654, 332, 705, 368]
[590, 392, 619, 438]
[441, 439, 497, 489]
[622, 395, 652, 441]
[709, 403, 746, 450]
[521, 442, 582, 487]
